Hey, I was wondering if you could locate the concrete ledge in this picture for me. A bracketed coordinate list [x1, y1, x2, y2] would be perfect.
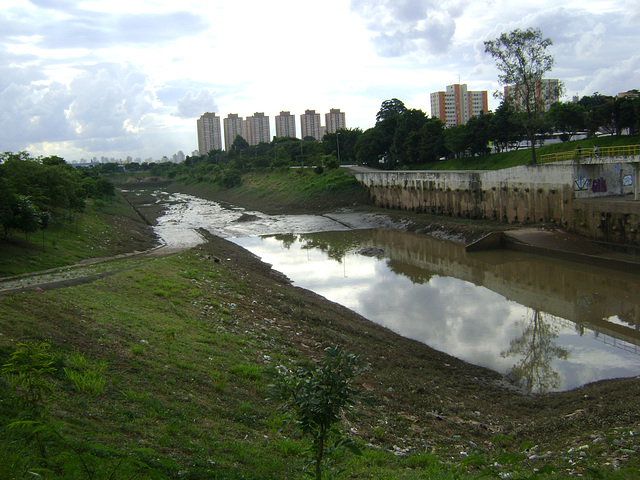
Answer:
[502, 231, 640, 274]
[465, 232, 504, 252]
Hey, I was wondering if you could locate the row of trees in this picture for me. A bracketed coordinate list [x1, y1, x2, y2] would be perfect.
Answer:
[0, 152, 115, 240]
[181, 87, 639, 175]
[89, 30, 639, 179]
[98, 87, 639, 183]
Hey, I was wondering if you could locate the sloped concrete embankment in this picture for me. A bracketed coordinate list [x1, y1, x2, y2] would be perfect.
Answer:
[353, 158, 640, 246]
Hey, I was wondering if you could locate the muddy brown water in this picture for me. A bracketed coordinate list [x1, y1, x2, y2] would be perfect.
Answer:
[153, 191, 640, 393]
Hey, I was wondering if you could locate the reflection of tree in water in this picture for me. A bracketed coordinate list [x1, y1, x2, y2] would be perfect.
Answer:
[501, 309, 570, 393]
[270, 233, 298, 250]
[297, 232, 366, 263]
[386, 259, 433, 285]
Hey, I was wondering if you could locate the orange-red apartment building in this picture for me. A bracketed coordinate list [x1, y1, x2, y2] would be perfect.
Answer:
[430, 84, 488, 127]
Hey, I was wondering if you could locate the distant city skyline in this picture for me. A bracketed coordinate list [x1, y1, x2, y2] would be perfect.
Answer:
[2, 1, 638, 162]
[198, 109, 347, 153]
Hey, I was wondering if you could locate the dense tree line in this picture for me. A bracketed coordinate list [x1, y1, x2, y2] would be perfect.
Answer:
[0, 152, 115, 239]
[354, 92, 640, 169]
[177, 91, 640, 176]
[87, 91, 640, 185]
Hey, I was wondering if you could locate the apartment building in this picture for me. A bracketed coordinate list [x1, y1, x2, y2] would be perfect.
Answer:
[300, 109, 323, 140]
[430, 84, 488, 127]
[202, 108, 347, 149]
[325, 108, 346, 133]
[504, 78, 560, 112]
[223, 113, 245, 151]
[244, 112, 271, 146]
[275, 111, 297, 138]
[196, 112, 222, 154]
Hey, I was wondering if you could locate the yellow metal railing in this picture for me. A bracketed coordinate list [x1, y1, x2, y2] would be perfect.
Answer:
[540, 144, 640, 163]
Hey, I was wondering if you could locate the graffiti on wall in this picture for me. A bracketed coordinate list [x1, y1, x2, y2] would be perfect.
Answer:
[574, 176, 589, 191]
[623, 174, 634, 187]
[574, 175, 609, 193]
[591, 177, 607, 193]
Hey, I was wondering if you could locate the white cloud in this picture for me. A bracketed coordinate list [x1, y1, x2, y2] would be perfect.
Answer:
[175, 89, 219, 119]
[66, 63, 156, 137]
[351, 0, 465, 57]
[0, 0, 637, 160]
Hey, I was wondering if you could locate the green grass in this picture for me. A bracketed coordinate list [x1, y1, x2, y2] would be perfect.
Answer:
[175, 167, 370, 214]
[0, 250, 304, 478]
[412, 134, 640, 170]
[2, 168, 639, 478]
[0, 192, 155, 277]
[2, 245, 637, 479]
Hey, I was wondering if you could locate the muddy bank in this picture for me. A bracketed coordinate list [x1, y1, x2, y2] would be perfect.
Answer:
[115, 182, 640, 469]
[124, 180, 518, 246]
[194, 229, 640, 468]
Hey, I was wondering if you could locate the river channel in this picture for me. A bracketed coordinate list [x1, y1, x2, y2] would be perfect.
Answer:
[153, 191, 640, 393]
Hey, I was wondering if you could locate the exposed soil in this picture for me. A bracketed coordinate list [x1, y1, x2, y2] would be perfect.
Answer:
[116, 181, 640, 471]
[190, 229, 640, 470]
[8, 181, 638, 473]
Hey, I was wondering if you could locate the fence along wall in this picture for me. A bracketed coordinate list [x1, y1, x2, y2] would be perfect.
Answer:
[353, 157, 640, 245]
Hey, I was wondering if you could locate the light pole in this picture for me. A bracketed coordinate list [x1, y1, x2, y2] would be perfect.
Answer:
[336, 131, 341, 164]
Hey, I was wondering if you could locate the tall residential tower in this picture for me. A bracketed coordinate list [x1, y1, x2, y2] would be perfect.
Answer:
[223, 113, 245, 151]
[300, 109, 323, 140]
[275, 111, 297, 138]
[325, 108, 346, 133]
[430, 84, 488, 127]
[244, 112, 271, 145]
[197, 112, 222, 154]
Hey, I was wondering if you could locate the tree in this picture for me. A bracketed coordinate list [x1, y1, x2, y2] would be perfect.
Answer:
[613, 96, 636, 135]
[444, 124, 469, 158]
[547, 101, 585, 140]
[484, 27, 560, 164]
[355, 118, 398, 168]
[578, 93, 615, 136]
[376, 98, 406, 124]
[391, 108, 428, 165]
[355, 128, 385, 167]
[11, 195, 41, 247]
[230, 134, 250, 154]
[490, 100, 524, 152]
[417, 117, 448, 162]
[322, 128, 362, 164]
[465, 113, 493, 156]
[269, 347, 367, 480]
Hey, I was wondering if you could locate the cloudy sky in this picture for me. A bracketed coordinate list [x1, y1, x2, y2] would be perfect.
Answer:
[1, 0, 639, 161]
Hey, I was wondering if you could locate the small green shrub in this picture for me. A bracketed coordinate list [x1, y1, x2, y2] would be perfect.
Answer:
[269, 346, 368, 480]
[228, 363, 262, 380]
[2, 342, 56, 414]
[121, 388, 150, 403]
[64, 367, 107, 396]
[63, 353, 107, 396]
[130, 344, 145, 356]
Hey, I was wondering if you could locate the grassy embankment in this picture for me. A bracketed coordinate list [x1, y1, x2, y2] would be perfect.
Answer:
[2, 156, 640, 478]
[0, 193, 156, 278]
[412, 134, 640, 170]
[4, 221, 640, 479]
[115, 166, 373, 216]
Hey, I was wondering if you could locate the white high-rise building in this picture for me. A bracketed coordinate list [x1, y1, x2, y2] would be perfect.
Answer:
[197, 112, 222, 154]
[223, 113, 245, 151]
[275, 111, 297, 138]
[325, 108, 346, 133]
[245, 112, 271, 146]
[300, 109, 323, 140]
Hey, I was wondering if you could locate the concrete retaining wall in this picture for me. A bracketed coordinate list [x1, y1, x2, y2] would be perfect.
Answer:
[353, 156, 640, 245]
